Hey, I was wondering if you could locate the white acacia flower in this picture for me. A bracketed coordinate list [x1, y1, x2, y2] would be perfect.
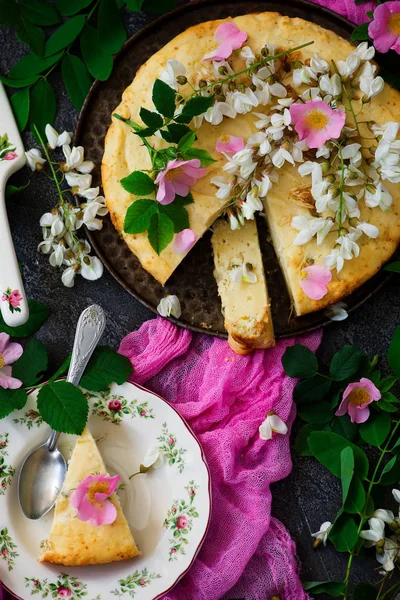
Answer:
[142, 446, 165, 469]
[355, 42, 375, 61]
[49, 242, 65, 267]
[373, 509, 395, 524]
[365, 182, 393, 211]
[25, 148, 46, 171]
[267, 108, 291, 140]
[342, 143, 362, 161]
[62, 145, 94, 173]
[61, 266, 77, 288]
[311, 521, 332, 546]
[259, 411, 288, 440]
[360, 517, 385, 548]
[230, 262, 257, 284]
[230, 148, 257, 179]
[227, 88, 259, 115]
[377, 537, 398, 573]
[293, 65, 317, 87]
[65, 172, 92, 194]
[392, 489, 400, 505]
[291, 215, 332, 246]
[325, 302, 348, 321]
[272, 146, 294, 168]
[157, 295, 181, 318]
[337, 52, 361, 79]
[80, 256, 104, 282]
[300, 87, 321, 102]
[240, 45, 255, 67]
[229, 212, 240, 230]
[159, 59, 186, 91]
[253, 175, 271, 198]
[298, 161, 319, 177]
[324, 248, 344, 273]
[45, 124, 72, 149]
[356, 221, 379, 238]
[39, 211, 65, 237]
[316, 144, 331, 159]
[319, 73, 341, 97]
[336, 230, 361, 260]
[78, 186, 100, 201]
[245, 188, 263, 211]
[310, 53, 330, 74]
[247, 131, 271, 156]
[211, 176, 232, 199]
[371, 121, 399, 142]
[359, 62, 384, 99]
[204, 101, 236, 125]
[37, 228, 54, 254]
[253, 112, 271, 129]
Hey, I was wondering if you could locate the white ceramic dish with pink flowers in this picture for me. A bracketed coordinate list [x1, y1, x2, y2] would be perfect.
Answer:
[0, 381, 211, 600]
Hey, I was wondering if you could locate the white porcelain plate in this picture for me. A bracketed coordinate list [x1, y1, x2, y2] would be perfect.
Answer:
[0, 381, 211, 600]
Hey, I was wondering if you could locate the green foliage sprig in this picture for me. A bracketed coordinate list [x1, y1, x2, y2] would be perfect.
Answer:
[282, 326, 400, 599]
[0, 0, 177, 139]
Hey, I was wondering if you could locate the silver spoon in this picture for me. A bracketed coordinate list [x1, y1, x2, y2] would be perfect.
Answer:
[18, 304, 106, 520]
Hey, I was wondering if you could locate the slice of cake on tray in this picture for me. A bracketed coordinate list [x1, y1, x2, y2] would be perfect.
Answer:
[39, 426, 140, 566]
[211, 217, 275, 354]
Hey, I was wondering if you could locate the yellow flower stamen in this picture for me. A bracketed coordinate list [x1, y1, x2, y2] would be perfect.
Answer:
[347, 387, 371, 407]
[304, 110, 329, 131]
[0, 354, 4, 369]
[389, 13, 400, 35]
[165, 166, 185, 180]
[299, 269, 308, 280]
[87, 481, 110, 505]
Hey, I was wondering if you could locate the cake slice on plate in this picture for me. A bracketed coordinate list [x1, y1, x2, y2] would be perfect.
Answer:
[211, 218, 275, 354]
[39, 426, 140, 566]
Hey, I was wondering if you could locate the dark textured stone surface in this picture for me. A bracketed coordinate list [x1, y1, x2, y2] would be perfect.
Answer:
[1, 3, 400, 597]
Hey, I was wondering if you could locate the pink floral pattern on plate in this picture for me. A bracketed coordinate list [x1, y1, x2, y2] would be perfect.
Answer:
[13, 409, 43, 429]
[0, 527, 19, 571]
[25, 574, 96, 599]
[2, 288, 22, 313]
[0, 433, 14, 494]
[0, 133, 17, 162]
[86, 390, 156, 425]
[110, 568, 161, 598]
[157, 421, 186, 473]
[164, 481, 199, 561]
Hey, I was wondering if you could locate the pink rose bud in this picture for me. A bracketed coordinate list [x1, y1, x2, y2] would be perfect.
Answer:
[4, 152, 17, 160]
[176, 515, 189, 529]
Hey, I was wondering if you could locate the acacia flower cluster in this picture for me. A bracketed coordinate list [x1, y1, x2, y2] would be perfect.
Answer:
[27, 125, 107, 288]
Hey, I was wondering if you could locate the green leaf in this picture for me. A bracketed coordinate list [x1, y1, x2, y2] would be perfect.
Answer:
[29, 79, 56, 141]
[176, 94, 215, 122]
[49, 353, 71, 382]
[45, 14, 85, 56]
[380, 455, 400, 485]
[0, 0, 20, 26]
[182, 147, 216, 167]
[303, 581, 345, 597]
[161, 123, 191, 144]
[139, 107, 163, 130]
[148, 211, 174, 255]
[353, 583, 377, 600]
[376, 399, 398, 413]
[0, 387, 28, 419]
[0, 299, 49, 337]
[10, 87, 30, 131]
[124, 199, 158, 234]
[308, 431, 369, 479]
[340, 446, 354, 505]
[37, 380, 88, 434]
[293, 376, 331, 405]
[141, 0, 176, 14]
[295, 423, 326, 456]
[379, 376, 397, 393]
[281, 344, 318, 379]
[6, 182, 30, 199]
[159, 203, 189, 233]
[56, 0, 93, 16]
[329, 345, 361, 381]
[20, 0, 60, 26]
[360, 411, 391, 447]
[121, 171, 155, 196]
[62, 54, 92, 110]
[297, 402, 332, 424]
[174, 192, 194, 206]
[152, 79, 176, 118]
[382, 391, 400, 403]
[388, 326, 400, 377]
[0, 74, 40, 88]
[344, 475, 366, 514]
[80, 25, 113, 81]
[80, 346, 133, 392]
[351, 22, 369, 42]
[385, 261, 400, 273]
[178, 130, 197, 152]
[328, 513, 359, 552]
[330, 415, 359, 441]
[126, 0, 143, 9]
[12, 338, 48, 387]
[16, 19, 45, 56]
[8, 51, 63, 79]
[98, 0, 127, 55]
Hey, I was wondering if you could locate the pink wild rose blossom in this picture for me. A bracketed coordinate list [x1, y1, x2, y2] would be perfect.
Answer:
[335, 378, 381, 423]
[299, 265, 332, 300]
[155, 159, 207, 205]
[174, 229, 197, 254]
[204, 22, 247, 61]
[216, 135, 245, 154]
[0, 332, 23, 390]
[176, 515, 189, 529]
[8, 289, 22, 308]
[70, 473, 120, 526]
[289, 100, 345, 148]
[57, 588, 72, 598]
[369, 2, 400, 54]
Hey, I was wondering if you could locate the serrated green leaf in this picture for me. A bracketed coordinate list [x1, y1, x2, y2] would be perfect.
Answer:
[178, 130, 197, 152]
[161, 123, 191, 144]
[297, 402, 333, 424]
[10, 87, 30, 131]
[0, 74, 40, 88]
[388, 326, 400, 377]
[174, 192, 194, 206]
[148, 211, 174, 254]
[8, 51, 63, 79]
[62, 54, 92, 110]
[80, 26, 114, 81]
[56, 0, 93, 16]
[353, 583, 377, 600]
[176, 94, 215, 122]
[360, 411, 391, 447]
[12, 338, 48, 387]
[182, 147, 216, 167]
[293, 376, 331, 405]
[152, 79, 176, 118]
[329, 345, 361, 381]
[16, 19, 45, 56]
[29, 79, 56, 140]
[0, 299, 49, 337]
[98, 0, 127, 55]
[308, 431, 369, 479]
[121, 171, 155, 196]
[328, 513, 359, 552]
[124, 199, 158, 234]
[281, 344, 318, 378]
[80, 346, 133, 392]
[0, 387, 28, 419]
[385, 261, 400, 273]
[159, 203, 189, 233]
[45, 14, 85, 56]
[351, 22, 369, 42]
[49, 353, 71, 383]
[20, 0, 60, 26]
[139, 107, 163, 130]
[340, 446, 354, 505]
[37, 381, 88, 434]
